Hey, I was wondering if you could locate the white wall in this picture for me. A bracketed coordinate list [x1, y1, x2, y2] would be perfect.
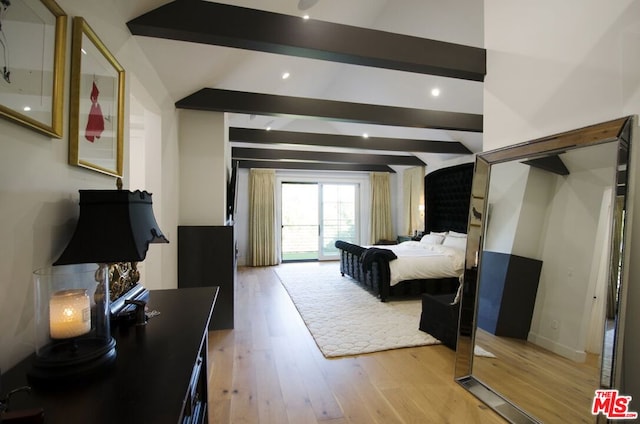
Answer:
[0, 0, 179, 370]
[178, 110, 228, 225]
[483, 162, 528, 252]
[484, 0, 640, 399]
[528, 165, 614, 361]
[512, 168, 554, 259]
[128, 91, 167, 290]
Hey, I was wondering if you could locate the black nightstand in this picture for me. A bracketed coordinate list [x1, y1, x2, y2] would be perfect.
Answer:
[397, 234, 423, 243]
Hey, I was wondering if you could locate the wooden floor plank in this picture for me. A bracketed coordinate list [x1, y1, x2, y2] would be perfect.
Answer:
[208, 330, 235, 424]
[286, 332, 345, 421]
[208, 264, 507, 424]
[271, 335, 321, 423]
[229, 328, 261, 424]
[253, 348, 290, 424]
[380, 386, 433, 424]
[473, 328, 599, 423]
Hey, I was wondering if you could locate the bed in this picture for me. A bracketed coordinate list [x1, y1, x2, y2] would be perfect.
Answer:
[335, 162, 474, 301]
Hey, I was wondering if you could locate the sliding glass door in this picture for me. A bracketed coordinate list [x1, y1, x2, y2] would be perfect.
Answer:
[281, 182, 358, 261]
[281, 183, 319, 261]
[320, 184, 357, 257]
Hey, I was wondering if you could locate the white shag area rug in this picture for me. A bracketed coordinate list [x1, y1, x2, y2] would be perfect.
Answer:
[474, 345, 496, 358]
[275, 262, 440, 358]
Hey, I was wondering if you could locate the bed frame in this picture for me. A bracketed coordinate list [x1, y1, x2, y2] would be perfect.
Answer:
[335, 162, 474, 301]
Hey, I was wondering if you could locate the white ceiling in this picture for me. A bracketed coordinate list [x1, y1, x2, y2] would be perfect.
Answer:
[121, 0, 485, 169]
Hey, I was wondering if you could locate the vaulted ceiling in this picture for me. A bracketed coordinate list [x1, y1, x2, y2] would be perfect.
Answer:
[123, 0, 485, 172]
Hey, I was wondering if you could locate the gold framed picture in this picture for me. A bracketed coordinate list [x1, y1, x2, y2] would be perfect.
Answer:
[0, 0, 67, 138]
[69, 16, 124, 177]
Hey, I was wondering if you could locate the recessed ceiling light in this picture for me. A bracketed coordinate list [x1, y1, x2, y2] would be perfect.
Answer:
[23, 106, 31, 111]
[362, 133, 369, 139]
[303, 14, 310, 20]
[431, 88, 441, 97]
[282, 72, 290, 80]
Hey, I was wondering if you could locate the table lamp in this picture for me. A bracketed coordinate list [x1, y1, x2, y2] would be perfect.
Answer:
[53, 189, 168, 315]
[29, 188, 168, 383]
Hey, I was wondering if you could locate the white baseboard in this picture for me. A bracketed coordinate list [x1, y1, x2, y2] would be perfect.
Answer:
[527, 332, 587, 363]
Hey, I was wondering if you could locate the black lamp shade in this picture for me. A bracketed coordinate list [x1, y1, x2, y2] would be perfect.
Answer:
[54, 190, 169, 265]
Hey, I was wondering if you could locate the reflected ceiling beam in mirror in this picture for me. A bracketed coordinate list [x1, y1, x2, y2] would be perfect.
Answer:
[236, 160, 395, 173]
[177, 89, 483, 133]
[230, 128, 472, 154]
[126, 1, 486, 81]
[232, 147, 425, 166]
[522, 155, 570, 175]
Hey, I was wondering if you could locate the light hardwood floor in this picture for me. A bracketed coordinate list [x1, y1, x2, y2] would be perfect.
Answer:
[206, 263, 506, 424]
[473, 328, 600, 424]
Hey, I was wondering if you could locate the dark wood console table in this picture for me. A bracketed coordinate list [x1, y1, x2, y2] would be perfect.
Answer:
[1, 287, 218, 424]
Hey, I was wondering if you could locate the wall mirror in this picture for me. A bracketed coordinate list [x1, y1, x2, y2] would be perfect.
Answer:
[454, 116, 635, 423]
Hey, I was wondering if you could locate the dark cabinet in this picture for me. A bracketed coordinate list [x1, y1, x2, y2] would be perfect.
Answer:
[178, 225, 236, 330]
[0, 287, 217, 424]
[477, 251, 542, 339]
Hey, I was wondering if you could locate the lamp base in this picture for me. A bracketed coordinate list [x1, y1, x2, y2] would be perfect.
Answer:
[28, 336, 116, 385]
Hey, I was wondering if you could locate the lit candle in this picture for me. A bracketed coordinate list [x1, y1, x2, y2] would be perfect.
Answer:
[49, 289, 91, 339]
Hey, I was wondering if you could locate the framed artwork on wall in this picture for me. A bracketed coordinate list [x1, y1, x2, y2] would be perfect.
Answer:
[0, 0, 67, 138]
[69, 16, 125, 177]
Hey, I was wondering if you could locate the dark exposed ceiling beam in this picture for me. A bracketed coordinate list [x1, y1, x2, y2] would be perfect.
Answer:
[236, 160, 395, 173]
[229, 128, 471, 154]
[177, 89, 483, 133]
[522, 155, 570, 176]
[127, 1, 486, 81]
[232, 147, 424, 166]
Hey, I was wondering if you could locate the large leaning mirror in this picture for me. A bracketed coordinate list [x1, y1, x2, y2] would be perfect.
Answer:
[455, 116, 636, 423]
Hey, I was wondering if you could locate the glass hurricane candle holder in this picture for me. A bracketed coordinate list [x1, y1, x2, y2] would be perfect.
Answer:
[30, 264, 116, 383]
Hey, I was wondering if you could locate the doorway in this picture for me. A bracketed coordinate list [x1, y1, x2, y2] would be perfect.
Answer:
[281, 182, 358, 261]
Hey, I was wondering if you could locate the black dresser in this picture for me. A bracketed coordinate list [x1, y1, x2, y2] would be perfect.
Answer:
[1, 287, 218, 424]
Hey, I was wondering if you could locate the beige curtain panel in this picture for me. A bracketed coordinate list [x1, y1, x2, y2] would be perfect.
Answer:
[369, 172, 394, 244]
[403, 166, 425, 236]
[249, 169, 279, 266]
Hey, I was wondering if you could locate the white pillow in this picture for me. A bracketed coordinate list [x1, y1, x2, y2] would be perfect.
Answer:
[442, 235, 467, 250]
[430, 231, 448, 236]
[420, 234, 445, 245]
[447, 230, 467, 238]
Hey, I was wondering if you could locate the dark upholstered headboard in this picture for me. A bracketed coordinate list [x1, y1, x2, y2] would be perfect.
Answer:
[424, 162, 474, 234]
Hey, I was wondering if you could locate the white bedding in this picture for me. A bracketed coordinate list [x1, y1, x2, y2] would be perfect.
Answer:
[370, 241, 465, 286]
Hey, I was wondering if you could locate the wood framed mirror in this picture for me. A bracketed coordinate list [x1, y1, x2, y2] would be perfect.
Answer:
[454, 116, 636, 423]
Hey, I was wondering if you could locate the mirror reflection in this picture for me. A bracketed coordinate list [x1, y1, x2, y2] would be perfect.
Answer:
[455, 116, 633, 424]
